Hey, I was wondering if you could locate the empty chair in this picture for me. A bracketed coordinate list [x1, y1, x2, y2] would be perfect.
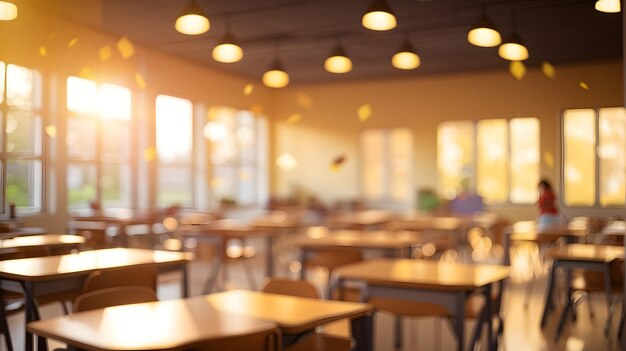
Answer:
[82, 265, 157, 294]
[260, 278, 352, 351]
[74, 286, 158, 312]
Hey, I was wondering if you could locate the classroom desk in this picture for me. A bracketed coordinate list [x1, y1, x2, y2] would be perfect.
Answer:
[329, 210, 393, 230]
[28, 289, 374, 351]
[600, 224, 626, 350]
[0, 234, 84, 253]
[72, 209, 159, 246]
[0, 248, 193, 351]
[177, 220, 278, 293]
[541, 244, 623, 340]
[0, 227, 48, 240]
[332, 259, 509, 351]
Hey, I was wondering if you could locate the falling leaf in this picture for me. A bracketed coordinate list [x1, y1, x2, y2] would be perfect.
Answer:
[117, 36, 135, 59]
[68, 38, 78, 48]
[358, 104, 372, 122]
[276, 153, 297, 171]
[543, 151, 554, 169]
[79, 66, 94, 79]
[579, 81, 590, 90]
[250, 104, 263, 115]
[541, 61, 556, 79]
[296, 92, 313, 109]
[243, 84, 254, 96]
[286, 113, 302, 124]
[143, 147, 156, 161]
[38, 46, 47, 57]
[331, 155, 347, 171]
[99, 46, 112, 62]
[135, 72, 146, 89]
[509, 61, 526, 80]
[45, 125, 57, 138]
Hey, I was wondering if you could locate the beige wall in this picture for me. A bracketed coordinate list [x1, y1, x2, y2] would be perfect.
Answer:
[272, 61, 624, 222]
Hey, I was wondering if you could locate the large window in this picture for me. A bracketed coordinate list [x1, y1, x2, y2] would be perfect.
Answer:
[0, 62, 43, 212]
[437, 118, 540, 204]
[205, 106, 267, 207]
[66, 76, 132, 209]
[360, 128, 413, 206]
[156, 95, 193, 207]
[563, 107, 626, 207]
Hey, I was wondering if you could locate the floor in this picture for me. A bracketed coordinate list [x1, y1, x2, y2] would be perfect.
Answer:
[2, 239, 623, 351]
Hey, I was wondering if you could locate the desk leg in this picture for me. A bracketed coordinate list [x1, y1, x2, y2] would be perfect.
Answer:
[24, 281, 47, 351]
[266, 236, 274, 278]
[181, 263, 189, 298]
[202, 238, 224, 294]
[555, 267, 573, 341]
[541, 261, 558, 327]
[0, 288, 13, 351]
[299, 249, 308, 280]
[351, 314, 373, 351]
[485, 283, 494, 351]
[453, 291, 465, 351]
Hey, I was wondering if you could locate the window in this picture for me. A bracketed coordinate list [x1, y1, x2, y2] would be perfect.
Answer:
[0, 62, 43, 212]
[66, 76, 132, 209]
[562, 107, 626, 207]
[437, 118, 540, 204]
[361, 128, 413, 205]
[205, 106, 267, 207]
[156, 95, 193, 207]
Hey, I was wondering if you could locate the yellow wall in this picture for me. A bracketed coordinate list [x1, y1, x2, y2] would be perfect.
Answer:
[272, 61, 624, 221]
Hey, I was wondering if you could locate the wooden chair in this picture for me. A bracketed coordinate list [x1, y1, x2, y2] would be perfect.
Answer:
[74, 286, 158, 312]
[260, 278, 353, 351]
[82, 265, 158, 294]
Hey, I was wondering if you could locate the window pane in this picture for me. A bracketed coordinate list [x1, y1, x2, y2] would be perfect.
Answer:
[361, 130, 386, 199]
[157, 167, 193, 207]
[389, 129, 412, 201]
[67, 117, 97, 160]
[237, 166, 255, 205]
[101, 163, 131, 207]
[7, 64, 40, 109]
[68, 163, 97, 208]
[156, 95, 193, 164]
[0, 61, 5, 104]
[67, 76, 98, 115]
[99, 83, 131, 121]
[101, 120, 130, 162]
[477, 119, 508, 204]
[211, 167, 236, 204]
[6, 160, 42, 210]
[437, 121, 475, 199]
[7, 110, 41, 155]
[599, 107, 626, 207]
[510, 118, 540, 204]
[563, 110, 596, 206]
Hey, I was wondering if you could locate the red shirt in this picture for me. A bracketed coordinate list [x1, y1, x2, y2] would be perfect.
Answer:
[537, 189, 558, 215]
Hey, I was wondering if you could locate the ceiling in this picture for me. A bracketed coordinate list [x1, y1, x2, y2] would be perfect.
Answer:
[55, 0, 622, 84]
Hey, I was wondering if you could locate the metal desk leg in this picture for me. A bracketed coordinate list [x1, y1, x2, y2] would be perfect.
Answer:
[454, 291, 465, 351]
[0, 288, 13, 351]
[202, 237, 224, 294]
[541, 260, 558, 327]
[555, 267, 573, 341]
[351, 314, 373, 351]
[603, 263, 613, 335]
[266, 236, 274, 278]
[485, 283, 494, 351]
[181, 263, 189, 297]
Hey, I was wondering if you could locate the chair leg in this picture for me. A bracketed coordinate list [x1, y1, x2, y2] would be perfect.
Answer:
[470, 300, 488, 350]
[603, 264, 613, 335]
[394, 316, 402, 350]
[61, 300, 70, 315]
[0, 292, 14, 351]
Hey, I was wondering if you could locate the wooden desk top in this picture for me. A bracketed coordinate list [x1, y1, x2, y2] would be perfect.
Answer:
[390, 214, 471, 231]
[0, 234, 84, 249]
[330, 210, 393, 227]
[506, 221, 588, 243]
[294, 230, 421, 250]
[205, 289, 373, 334]
[333, 259, 510, 290]
[545, 244, 624, 262]
[0, 227, 48, 240]
[0, 248, 193, 282]
[27, 295, 278, 351]
[178, 219, 275, 238]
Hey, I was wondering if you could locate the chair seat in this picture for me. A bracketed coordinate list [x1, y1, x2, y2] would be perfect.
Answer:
[284, 333, 352, 351]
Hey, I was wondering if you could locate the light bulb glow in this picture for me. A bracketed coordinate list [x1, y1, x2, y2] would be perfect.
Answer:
[0, 1, 17, 21]
[595, 0, 621, 13]
[391, 51, 420, 70]
[362, 11, 397, 31]
[212, 43, 243, 63]
[324, 55, 352, 74]
[262, 69, 289, 88]
[498, 42, 529, 61]
[468, 28, 501, 47]
[175, 8, 210, 35]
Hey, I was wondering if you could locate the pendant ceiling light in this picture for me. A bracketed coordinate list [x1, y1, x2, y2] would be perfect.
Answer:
[362, 0, 397, 31]
[262, 58, 289, 89]
[324, 44, 352, 74]
[498, 11, 529, 61]
[595, 0, 621, 13]
[467, 9, 501, 47]
[0, 1, 17, 21]
[391, 39, 420, 70]
[175, 0, 210, 35]
[212, 18, 243, 63]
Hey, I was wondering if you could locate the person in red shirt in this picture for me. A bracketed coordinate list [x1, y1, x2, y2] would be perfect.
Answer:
[537, 179, 560, 229]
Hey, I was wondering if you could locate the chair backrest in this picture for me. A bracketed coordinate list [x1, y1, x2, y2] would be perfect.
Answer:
[74, 286, 158, 312]
[260, 278, 320, 299]
[82, 266, 158, 294]
[194, 325, 282, 351]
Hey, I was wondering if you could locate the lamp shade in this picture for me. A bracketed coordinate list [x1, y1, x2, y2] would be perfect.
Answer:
[212, 33, 243, 63]
[498, 33, 529, 61]
[467, 15, 501, 47]
[175, 1, 210, 35]
[391, 40, 420, 70]
[362, 0, 397, 31]
[595, 0, 621, 13]
[262, 60, 289, 88]
[324, 45, 352, 73]
[0, 1, 17, 21]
